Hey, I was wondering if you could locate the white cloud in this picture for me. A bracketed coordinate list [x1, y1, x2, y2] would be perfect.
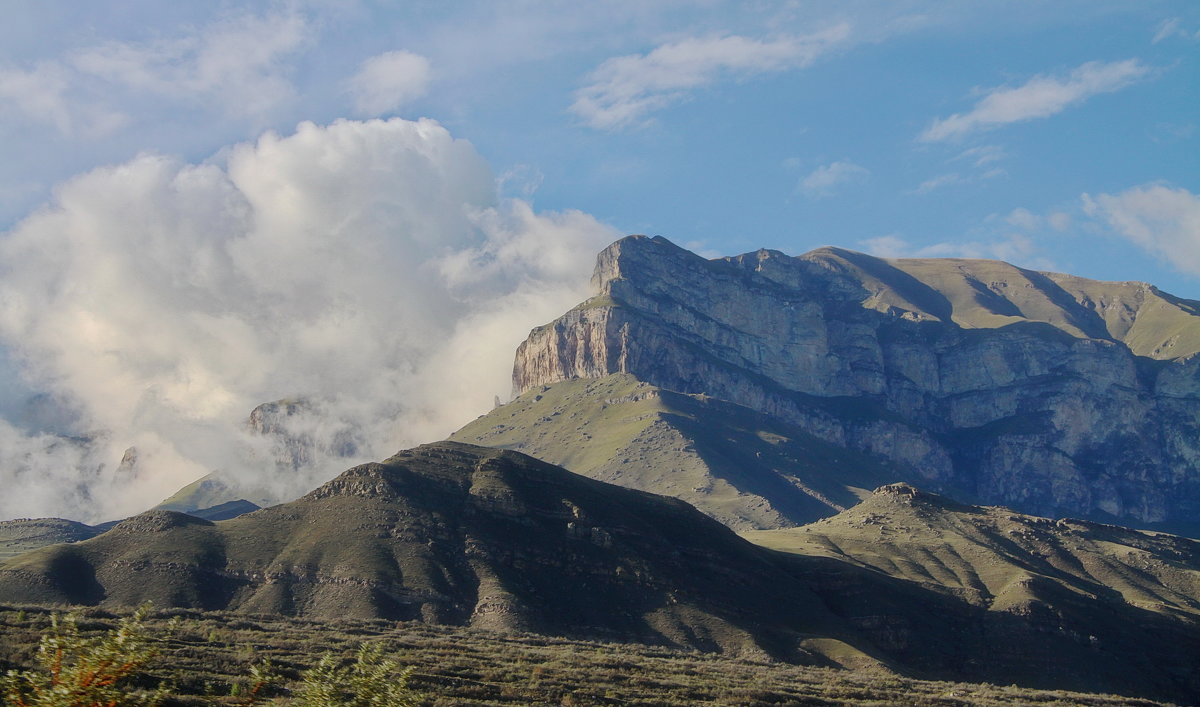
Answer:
[1047, 212, 1071, 232]
[860, 233, 1043, 266]
[72, 11, 309, 118]
[911, 173, 964, 195]
[496, 164, 544, 199]
[1006, 207, 1041, 231]
[1084, 184, 1200, 276]
[921, 59, 1151, 142]
[996, 207, 1068, 234]
[859, 234, 909, 258]
[799, 160, 868, 197]
[1152, 18, 1200, 44]
[954, 144, 1005, 167]
[348, 50, 432, 115]
[571, 24, 851, 130]
[0, 62, 125, 137]
[860, 205, 1069, 268]
[0, 117, 618, 522]
[0, 10, 308, 136]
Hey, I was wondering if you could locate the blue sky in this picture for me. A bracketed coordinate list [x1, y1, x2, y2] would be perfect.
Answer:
[0, 1, 1197, 520]
[3, 1, 1198, 290]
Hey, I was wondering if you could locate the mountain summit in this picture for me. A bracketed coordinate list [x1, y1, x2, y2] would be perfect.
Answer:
[498, 236, 1200, 533]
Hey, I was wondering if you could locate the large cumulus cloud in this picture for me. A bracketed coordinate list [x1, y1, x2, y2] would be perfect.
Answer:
[0, 117, 618, 522]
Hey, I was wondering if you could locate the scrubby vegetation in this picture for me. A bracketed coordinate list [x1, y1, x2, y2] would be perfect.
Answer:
[1, 605, 166, 706]
[0, 604, 1165, 706]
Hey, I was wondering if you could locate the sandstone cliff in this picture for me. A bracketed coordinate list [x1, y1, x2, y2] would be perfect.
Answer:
[513, 236, 1200, 533]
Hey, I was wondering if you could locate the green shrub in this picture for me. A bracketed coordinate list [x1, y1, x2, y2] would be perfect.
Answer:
[0, 605, 166, 707]
[295, 641, 417, 707]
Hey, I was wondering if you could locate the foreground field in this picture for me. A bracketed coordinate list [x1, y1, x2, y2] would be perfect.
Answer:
[0, 604, 1165, 706]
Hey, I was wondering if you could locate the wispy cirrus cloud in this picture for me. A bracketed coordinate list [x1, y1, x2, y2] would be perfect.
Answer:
[799, 160, 868, 198]
[1152, 18, 1200, 44]
[861, 205, 1068, 269]
[920, 59, 1151, 142]
[910, 173, 965, 195]
[0, 61, 125, 137]
[860, 232, 1045, 267]
[1084, 184, 1200, 276]
[571, 24, 851, 130]
[953, 144, 1005, 167]
[0, 10, 309, 136]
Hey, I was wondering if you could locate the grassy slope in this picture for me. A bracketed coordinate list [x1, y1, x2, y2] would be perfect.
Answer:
[744, 483, 1200, 622]
[805, 247, 1200, 359]
[0, 519, 100, 563]
[451, 374, 899, 530]
[155, 474, 241, 512]
[0, 442, 863, 665]
[5, 450, 1200, 700]
[0, 605, 1164, 707]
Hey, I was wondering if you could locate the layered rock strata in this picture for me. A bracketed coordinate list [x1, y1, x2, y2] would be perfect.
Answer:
[513, 236, 1200, 532]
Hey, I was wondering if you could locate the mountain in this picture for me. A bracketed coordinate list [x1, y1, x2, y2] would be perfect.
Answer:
[152, 397, 364, 515]
[453, 374, 898, 530]
[749, 484, 1200, 701]
[746, 483, 1200, 622]
[0, 502, 258, 561]
[0, 518, 101, 563]
[0, 442, 856, 662]
[3, 444, 1199, 701]
[507, 235, 1200, 534]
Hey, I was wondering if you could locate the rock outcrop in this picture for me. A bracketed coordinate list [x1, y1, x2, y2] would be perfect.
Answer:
[513, 236, 1200, 533]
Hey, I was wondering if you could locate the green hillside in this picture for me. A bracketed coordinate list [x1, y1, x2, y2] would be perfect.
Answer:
[805, 247, 1200, 359]
[0, 442, 858, 663]
[0, 518, 100, 563]
[452, 374, 899, 530]
[745, 483, 1200, 621]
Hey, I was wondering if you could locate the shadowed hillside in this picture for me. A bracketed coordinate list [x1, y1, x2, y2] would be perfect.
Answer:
[3, 444, 1200, 701]
[747, 483, 1200, 621]
[0, 442, 861, 664]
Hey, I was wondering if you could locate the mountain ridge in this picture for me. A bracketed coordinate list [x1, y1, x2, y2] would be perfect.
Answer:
[509, 236, 1200, 533]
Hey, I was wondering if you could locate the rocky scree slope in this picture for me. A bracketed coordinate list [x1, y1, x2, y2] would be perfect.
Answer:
[513, 236, 1200, 534]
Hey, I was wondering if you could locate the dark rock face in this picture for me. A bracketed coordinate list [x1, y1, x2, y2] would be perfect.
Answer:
[248, 398, 361, 471]
[514, 236, 1200, 533]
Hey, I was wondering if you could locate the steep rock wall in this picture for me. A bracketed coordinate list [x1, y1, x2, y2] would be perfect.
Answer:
[513, 236, 1200, 531]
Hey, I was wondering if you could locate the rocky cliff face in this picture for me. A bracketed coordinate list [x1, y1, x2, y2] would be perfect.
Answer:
[514, 236, 1200, 533]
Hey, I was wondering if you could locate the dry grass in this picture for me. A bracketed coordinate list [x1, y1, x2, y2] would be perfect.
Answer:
[0, 604, 1167, 706]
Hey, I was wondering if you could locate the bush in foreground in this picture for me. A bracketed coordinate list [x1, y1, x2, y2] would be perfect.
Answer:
[295, 641, 417, 707]
[0, 606, 166, 707]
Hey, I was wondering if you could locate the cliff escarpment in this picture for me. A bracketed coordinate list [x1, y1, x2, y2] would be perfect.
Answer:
[513, 236, 1200, 533]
